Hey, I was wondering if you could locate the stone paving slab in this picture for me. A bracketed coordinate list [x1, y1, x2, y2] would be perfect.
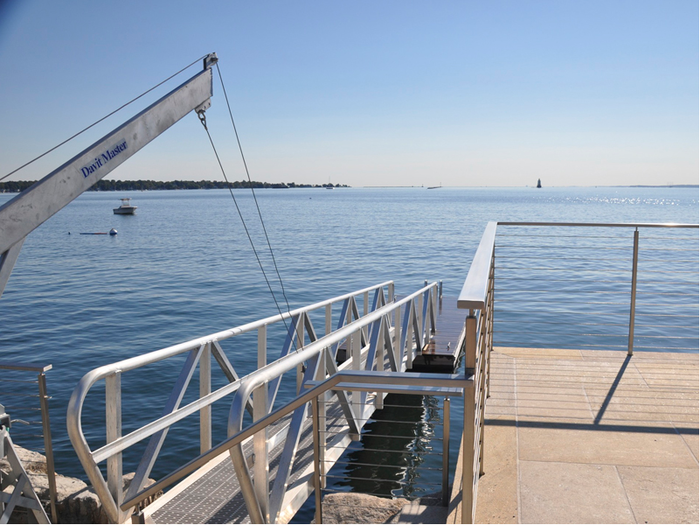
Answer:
[617, 465, 699, 524]
[476, 348, 699, 524]
[519, 461, 635, 524]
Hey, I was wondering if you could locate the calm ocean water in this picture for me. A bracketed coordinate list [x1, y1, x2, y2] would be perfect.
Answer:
[1, 186, 697, 509]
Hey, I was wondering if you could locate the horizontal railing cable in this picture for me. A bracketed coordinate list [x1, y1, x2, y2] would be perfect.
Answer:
[497, 244, 634, 251]
[497, 233, 635, 239]
[635, 313, 699, 318]
[496, 320, 698, 330]
[496, 255, 633, 262]
[495, 266, 634, 273]
[494, 330, 696, 340]
[323, 474, 443, 486]
[325, 460, 446, 471]
[497, 320, 630, 327]
[493, 341, 627, 349]
[324, 445, 444, 456]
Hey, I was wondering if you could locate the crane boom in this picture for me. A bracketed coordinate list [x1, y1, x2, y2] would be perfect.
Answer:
[0, 53, 217, 299]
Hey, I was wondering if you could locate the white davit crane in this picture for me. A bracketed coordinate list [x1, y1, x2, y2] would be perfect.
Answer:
[0, 53, 218, 300]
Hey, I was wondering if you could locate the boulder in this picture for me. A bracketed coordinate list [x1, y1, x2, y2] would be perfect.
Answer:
[321, 492, 409, 524]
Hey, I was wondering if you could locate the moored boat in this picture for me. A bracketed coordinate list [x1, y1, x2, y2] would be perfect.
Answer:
[113, 198, 137, 215]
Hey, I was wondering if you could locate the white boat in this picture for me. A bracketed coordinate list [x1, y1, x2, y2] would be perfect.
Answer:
[113, 198, 137, 215]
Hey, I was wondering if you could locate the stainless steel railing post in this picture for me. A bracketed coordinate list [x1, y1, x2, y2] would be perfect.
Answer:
[394, 306, 401, 370]
[442, 396, 450, 507]
[37, 371, 57, 523]
[462, 310, 477, 524]
[200, 343, 212, 453]
[463, 383, 475, 524]
[254, 325, 269, 521]
[312, 395, 323, 525]
[628, 228, 639, 356]
[105, 371, 124, 522]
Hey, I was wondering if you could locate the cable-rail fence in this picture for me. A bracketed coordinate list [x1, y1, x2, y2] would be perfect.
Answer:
[490, 222, 699, 354]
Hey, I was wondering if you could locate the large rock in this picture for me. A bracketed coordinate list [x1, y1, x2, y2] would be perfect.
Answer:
[1, 444, 159, 523]
[321, 493, 409, 524]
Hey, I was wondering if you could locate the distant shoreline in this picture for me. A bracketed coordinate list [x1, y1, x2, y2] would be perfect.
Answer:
[0, 181, 696, 194]
[0, 180, 349, 193]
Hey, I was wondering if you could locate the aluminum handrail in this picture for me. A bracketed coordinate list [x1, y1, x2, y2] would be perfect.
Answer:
[496, 221, 699, 228]
[67, 281, 393, 524]
[67, 280, 392, 447]
[68, 280, 392, 395]
[458, 221, 497, 310]
[121, 369, 468, 513]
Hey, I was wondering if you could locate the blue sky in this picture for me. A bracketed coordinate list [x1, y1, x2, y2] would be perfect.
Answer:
[0, 0, 697, 187]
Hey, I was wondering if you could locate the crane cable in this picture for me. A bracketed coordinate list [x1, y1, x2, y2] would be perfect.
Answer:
[214, 62, 294, 317]
[0, 54, 209, 183]
[196, 110, 300, 356]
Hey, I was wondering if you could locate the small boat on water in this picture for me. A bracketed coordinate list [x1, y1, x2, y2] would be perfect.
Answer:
[113, 198, 137, 215]
[537, 178, 542, 188]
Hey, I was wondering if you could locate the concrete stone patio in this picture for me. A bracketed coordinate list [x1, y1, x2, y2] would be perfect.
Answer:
[475, 347, 699, 524]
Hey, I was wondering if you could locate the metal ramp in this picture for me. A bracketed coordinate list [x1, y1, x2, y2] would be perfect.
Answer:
[138, 298, 470, 524]
[142, 402, 368, 524]
[411, 296, 466, 373]
[68, 281, 444, 524]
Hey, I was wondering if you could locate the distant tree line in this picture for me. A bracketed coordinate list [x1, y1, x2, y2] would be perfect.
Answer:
[0, 180, 348, 193]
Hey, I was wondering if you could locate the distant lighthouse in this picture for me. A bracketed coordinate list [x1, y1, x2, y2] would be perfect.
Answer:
[537, 178, 542, 188]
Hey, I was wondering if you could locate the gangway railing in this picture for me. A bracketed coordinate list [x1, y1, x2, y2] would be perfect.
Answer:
[226, 283, 438, 522]
[122, 370, 470, 523]
[118, 274, 493, 524]
[67, 281, 440, 523]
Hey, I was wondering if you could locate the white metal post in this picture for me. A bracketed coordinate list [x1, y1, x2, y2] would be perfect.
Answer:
[325, 304, 332, 336]
[352, 328, 361, 421]
[297, 315, 304, 394]
[312, 396, 322, 525]
[254, 325, 269, 521]
[418, 287, 425, 344]
[200, 343, 212, 454]
[105, 372, 123, 518]
[316, 346, 327, 489]
[394, 307, 401, 372]
[376, 317, 385, 409]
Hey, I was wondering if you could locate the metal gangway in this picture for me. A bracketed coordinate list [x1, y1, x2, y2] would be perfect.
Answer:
[66, 279, 490, 524]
